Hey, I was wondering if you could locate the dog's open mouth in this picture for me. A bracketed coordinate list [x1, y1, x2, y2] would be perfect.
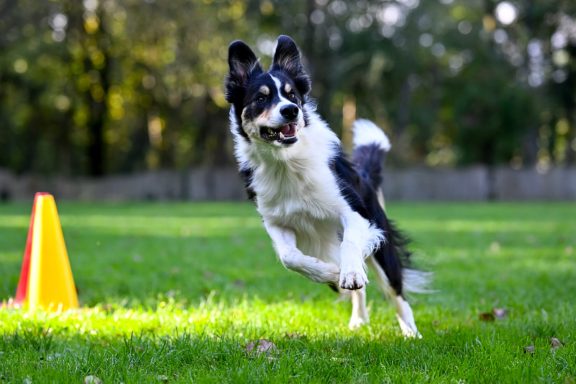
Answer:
[260, 123, 298, 144]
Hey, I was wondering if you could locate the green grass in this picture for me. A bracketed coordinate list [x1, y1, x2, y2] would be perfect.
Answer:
[0, 202, 575, 383]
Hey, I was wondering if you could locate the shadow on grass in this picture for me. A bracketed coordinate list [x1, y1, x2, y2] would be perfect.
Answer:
[2, 217, 575, 311]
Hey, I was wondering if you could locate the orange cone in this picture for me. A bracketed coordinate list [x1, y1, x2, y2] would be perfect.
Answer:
[13, 193, 79, 311]
[14, 192, 50, 305]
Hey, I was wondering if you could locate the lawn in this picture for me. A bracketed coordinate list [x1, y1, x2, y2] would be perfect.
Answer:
[0, 201, 574, 383]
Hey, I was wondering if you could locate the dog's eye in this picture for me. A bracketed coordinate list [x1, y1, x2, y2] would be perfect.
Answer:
[288, 92, 297, 101]
[256, 95, 267, 104]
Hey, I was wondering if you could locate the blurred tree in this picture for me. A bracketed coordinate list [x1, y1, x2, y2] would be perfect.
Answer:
[0, 0, 70, 174]
[0, 0, 574, 176]
[483, 0, 576, 167]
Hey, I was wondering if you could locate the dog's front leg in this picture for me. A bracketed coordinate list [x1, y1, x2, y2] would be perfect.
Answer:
[263, 221, 340, 284]
[339, 210, 382, 290]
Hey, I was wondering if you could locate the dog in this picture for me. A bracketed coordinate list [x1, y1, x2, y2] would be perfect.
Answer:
[225, 35, 427, 337]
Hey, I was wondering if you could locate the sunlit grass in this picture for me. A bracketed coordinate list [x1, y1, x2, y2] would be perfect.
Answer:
[0, 202, 575, 383]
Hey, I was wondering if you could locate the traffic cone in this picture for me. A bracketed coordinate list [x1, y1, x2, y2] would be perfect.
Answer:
[13, 193, 79, 311]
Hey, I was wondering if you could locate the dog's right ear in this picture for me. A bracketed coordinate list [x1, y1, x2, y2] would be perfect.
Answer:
[225, 41, 262, 103]
[271, 35, 311, 96]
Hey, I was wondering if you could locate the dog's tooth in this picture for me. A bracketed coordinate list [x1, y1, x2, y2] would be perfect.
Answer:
[279, 132, 285, 139]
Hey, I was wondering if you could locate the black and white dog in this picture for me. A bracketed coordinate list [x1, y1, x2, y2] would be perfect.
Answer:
[225, 35, 427, 337]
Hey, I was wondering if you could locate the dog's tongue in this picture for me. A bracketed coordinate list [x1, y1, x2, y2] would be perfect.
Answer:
[280, 123, 296, 137]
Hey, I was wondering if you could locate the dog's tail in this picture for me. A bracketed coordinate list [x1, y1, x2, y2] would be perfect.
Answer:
[352, 119, 432, 296]
[352, 119, 390, 206]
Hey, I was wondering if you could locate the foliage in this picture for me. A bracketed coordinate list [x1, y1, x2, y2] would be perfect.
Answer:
[0, 0, 575, 175]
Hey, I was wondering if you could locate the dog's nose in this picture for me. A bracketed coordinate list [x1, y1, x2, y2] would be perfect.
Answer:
[280, 105, 299, 120]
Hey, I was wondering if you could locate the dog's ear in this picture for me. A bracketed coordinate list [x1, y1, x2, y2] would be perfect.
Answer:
[271, 35, 311, 95]
[226, 40, 263, 103]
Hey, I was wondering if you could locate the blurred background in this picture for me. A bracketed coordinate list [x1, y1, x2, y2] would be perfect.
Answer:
[0, 0, 575, 200]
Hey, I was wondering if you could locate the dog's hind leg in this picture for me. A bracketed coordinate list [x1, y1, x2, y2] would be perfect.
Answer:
[393, 294, 420, 338]
[367, 256, 421, 338]
[348, 287, 369, 329]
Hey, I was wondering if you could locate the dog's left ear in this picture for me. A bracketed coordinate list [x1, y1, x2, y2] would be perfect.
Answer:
[226, 40, 263, 103]
[271, 35, 311, 95]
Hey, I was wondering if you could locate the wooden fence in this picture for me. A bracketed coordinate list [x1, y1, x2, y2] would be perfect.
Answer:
[1, 167, 575, 202]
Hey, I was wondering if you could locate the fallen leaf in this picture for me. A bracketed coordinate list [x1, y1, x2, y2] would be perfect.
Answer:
[478, 312, 495, 322]
[489, 241, 501, 253]
[245, 339, 278, 357]
[493, 308, 508, 319]
[202, 271, 215, 279]
[550, 337, 563, 350]
[46, 353, 63, 361]
[524, 345, 535, 354]
[84, 376, 103, 384]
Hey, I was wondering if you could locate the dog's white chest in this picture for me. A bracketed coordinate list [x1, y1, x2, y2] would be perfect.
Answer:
[253, 160, 344, 261]
[254, 160, 341, 221]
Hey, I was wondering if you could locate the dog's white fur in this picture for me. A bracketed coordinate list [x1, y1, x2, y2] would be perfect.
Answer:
[232, 100, 383, 287]
[353, 119, 391, 151]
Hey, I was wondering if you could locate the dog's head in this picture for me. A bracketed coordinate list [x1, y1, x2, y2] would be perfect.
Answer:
[225, 35, 311, 147]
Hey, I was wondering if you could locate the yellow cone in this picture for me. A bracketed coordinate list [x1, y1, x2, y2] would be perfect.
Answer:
[27, 194, 78, 311]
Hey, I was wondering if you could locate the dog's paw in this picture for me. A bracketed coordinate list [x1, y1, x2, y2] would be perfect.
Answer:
[348, 315, 369, 330]
[339, 270, 368, 290]
[398, 319, 422, 339]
